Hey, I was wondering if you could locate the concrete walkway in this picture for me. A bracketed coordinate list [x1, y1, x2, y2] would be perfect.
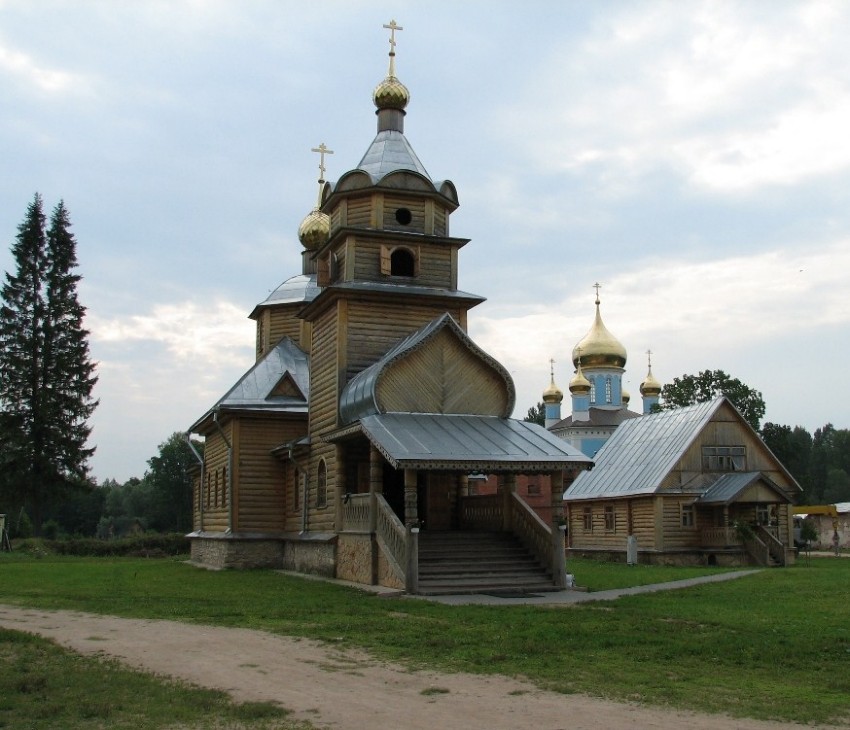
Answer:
[282, 568, 762, 606]
[409, 569, 762, 605]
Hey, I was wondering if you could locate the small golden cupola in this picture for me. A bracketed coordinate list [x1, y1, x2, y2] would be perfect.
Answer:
[297, 143, 332, 251]
[640, 350, 662, 397]
[542, 362, 564, 405]
[569, 356, 592, 395]
[373, 19, 410, 113]
[571, 285, 627, 369]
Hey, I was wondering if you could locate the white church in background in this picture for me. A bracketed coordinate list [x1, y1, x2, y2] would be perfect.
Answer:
[542, 285, 661, 458]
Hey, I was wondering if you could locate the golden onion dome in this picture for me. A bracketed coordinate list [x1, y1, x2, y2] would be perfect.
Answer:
[622, 389, 631, 405]
[373, 74, 410, 111]
[640, 368, 662, 397]
[572, 298, 627, 369]
[569, 363, 592, 395]
[542, 376, 563, 404]
[297, 208, 330, 250]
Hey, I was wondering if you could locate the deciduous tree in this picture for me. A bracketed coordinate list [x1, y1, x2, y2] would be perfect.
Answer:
[660, 369, 765, 431]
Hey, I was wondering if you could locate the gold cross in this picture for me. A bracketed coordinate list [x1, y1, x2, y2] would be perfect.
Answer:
[593, 282, 602, 303]
[383, 19, 403, 52]
[646, 349, 653, 369]
[549, 357, 556, 380]
[311, 143, 334, 181]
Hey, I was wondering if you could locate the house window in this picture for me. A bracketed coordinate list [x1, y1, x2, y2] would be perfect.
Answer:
[681, 503, 695, 528]
[213, 469, 219, 508]
[316, 460, 327, 509]
[756, 505, 769, 526]
[293, 469, 300, 511]
[582, 507, 593, 531]
[221, 466, 227, 508]
[702, 446, 747, 471]
[527, 482, 541, 496]
[604, 505, 615, 531]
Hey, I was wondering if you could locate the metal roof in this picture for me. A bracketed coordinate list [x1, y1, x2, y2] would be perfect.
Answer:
[255, 274, 319, 307]
[695, 472, 783, 505]
[338, 313, 513, 425]
[358, 413, 592, 472]
[551, 407, 642, 431]
[564, 398, 723, 500]
[357, 130, 431, 181]
[189, 337, 309, 432]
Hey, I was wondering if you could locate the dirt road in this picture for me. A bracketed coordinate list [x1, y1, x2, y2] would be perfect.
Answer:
[0, 604, 826, 730]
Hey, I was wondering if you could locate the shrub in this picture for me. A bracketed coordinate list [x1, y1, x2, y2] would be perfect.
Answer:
[14, 533, 190, 557]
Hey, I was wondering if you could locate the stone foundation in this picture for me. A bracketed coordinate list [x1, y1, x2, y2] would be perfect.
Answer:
[567, 547, 752, 568]
[190, 533, 284, 569]
[282, 534, 336, 578]
[336, 533, 375, 584]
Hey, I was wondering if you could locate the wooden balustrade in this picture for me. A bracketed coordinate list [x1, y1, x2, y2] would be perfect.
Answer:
[459, 494, 503, 530]
[340, 493, 372, 533]
[509, 492, 555, 575]
[375, 494, 407, 583]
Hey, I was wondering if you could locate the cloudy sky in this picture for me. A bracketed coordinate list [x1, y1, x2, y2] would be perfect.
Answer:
[2, 1, 849, 483]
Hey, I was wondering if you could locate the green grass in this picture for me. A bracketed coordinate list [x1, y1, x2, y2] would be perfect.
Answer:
[566, 557, 740, 591]
[0, 627, 308, 730]
[1, 554, 848, 726]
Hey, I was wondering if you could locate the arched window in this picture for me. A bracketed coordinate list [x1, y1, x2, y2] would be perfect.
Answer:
[390, 247, 415, 276]
[605, 376, 612, 404]
[316, 460, 327, 509]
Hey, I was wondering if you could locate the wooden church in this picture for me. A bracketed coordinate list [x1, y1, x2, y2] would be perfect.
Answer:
[187, 22, 592, 594]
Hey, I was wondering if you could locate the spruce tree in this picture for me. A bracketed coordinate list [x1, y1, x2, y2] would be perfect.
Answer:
[0, 195, 98, 532]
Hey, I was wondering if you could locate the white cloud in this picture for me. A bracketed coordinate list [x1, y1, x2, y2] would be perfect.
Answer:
[0, 42, 92, 95]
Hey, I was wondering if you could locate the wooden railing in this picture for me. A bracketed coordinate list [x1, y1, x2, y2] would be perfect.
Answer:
[459, 494, 503, 530]
[509, 492, 555, 575]
[701, 526, 735, 546]
[743, 532, 771, 566]
[340, 493, 371, 533]
[375, 494, 406, 584]
[757, 525, 787, 566]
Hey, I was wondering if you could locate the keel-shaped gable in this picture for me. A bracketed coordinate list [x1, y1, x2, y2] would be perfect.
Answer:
[339, 313, 514, 424]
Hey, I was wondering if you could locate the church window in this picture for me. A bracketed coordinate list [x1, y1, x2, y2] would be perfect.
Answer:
[293, 469, 300, 511]
[205, 472, 211, 509]
[221, 466, 227, 508]
[702, 446, 746, 471]
[395, 207, 412, 225]
[605, 377, 612, 404]
[390, 247, 415, 276]
[214, 469, 219, 508]
[589, 381, 596, 403]
[681, 503, 695, 528]
[604, 504, 615, 531]
[527, 482, 540, 496]
[316, 460, 327, 509]
[582, 507, 593, 531]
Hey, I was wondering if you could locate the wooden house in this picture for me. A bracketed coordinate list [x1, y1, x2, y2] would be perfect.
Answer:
[187, 27, 592, 594]
[564, 397, 801, 566]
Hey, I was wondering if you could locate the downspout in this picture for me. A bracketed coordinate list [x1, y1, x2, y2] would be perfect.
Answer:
[213, 409, 234, 534]
[185, 432, 205, 532]
[287, 446, 310, 535]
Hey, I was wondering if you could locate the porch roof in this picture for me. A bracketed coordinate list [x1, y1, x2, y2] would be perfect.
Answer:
[353, 413, 593, 473]
[695, 472, 791, 505]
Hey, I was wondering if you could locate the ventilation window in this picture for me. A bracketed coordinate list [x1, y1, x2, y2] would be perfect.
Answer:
[395, 207, 412, 225]
[390, 248, 415, 277]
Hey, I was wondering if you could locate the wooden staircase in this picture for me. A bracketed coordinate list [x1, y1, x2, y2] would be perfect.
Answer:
[416, 531, 556, 596]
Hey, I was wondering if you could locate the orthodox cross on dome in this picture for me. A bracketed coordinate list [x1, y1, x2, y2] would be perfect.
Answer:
[383, 19, 403, 76]
[646, 348, 654, 371]
[311, 143, 334, 183]
[593, 282, 602, 305]
[549, 357, 556, 382]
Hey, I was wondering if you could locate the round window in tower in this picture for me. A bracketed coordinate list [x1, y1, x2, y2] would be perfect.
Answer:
[395, 208, 412, 225]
